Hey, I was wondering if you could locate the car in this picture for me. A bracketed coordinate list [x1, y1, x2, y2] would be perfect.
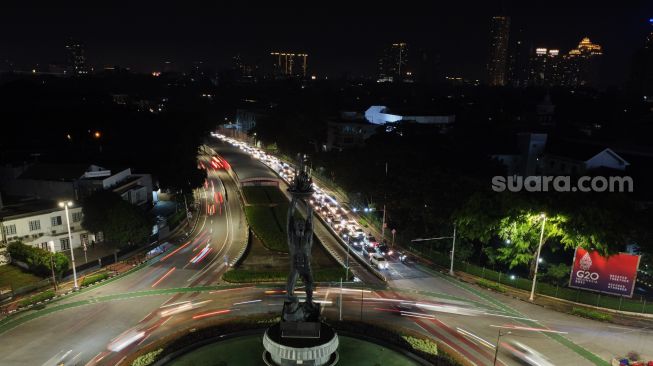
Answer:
[364, 246, 377, 258]
[378, 244, 391, 256]
[370, 254, 388, 269]
[353, 228, 365, 238]
[366, 235, 378, 246]
[350, 237, 364, 250]
[503, 340, 554, 366]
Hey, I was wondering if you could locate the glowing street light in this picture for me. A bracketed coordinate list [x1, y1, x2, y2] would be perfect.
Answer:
[59, 201, 78, 290]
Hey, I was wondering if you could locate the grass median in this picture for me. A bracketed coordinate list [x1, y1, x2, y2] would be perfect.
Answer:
[0, 264, 45, 291]
[476, 278, 506, 293]
[571, 307, 613, 321]
[223, 267, 353, 283]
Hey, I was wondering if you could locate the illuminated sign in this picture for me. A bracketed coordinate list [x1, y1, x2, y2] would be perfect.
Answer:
[569, 247, 640, 297]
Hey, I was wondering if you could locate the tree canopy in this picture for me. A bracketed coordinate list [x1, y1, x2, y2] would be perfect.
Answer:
[82, 191, 152, 248]
[454, 190, 651, 272]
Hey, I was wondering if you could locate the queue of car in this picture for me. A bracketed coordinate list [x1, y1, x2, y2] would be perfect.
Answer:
[213, 133, 409, 270]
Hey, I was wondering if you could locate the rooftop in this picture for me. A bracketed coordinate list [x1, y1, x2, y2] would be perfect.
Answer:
[0, 197, 68, 220]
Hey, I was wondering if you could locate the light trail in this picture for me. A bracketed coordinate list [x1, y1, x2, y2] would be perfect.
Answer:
[151, 267, 176, 288]
[192, 309, 231, 320]
[159, 241, 191, 262]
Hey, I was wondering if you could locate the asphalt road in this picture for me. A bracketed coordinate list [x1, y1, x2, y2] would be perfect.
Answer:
[210, 141, 383, 285]
[0, 152, 248, 366]
[0, 143, 651, 366]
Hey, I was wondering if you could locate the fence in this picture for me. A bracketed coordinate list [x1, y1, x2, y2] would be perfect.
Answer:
[407, 243, 653, 315]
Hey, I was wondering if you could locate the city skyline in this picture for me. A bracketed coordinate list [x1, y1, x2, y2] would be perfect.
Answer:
[1, 2, 652, 85]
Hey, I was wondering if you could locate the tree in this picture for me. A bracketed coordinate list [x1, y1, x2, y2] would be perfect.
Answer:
[496, 212, 566, 275]
[454, 190, 651, 276]
[82, 190, 122, 234]
[542, 263, 571, 286]
[7, 242, 69, 277]
[82, 191, 152, 248]
[104, 200, 152, 248]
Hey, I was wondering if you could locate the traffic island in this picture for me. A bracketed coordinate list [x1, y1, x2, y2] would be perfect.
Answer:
[124, 316, 452, 366]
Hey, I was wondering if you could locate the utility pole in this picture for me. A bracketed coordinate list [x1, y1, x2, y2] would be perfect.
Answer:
[493, 330, 511, 365]
[530, 214, 547, 302]
[450, 225, 456, 276]
[410, 224, 457, 276]
[381, 162, 388, 241]
[339, 278, 343, 321]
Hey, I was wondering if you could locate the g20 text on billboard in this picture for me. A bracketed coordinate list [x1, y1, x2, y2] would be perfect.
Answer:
[569, 247, 640, 298]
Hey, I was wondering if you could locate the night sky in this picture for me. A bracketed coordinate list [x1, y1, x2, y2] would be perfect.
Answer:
[2, 1, 652, 85]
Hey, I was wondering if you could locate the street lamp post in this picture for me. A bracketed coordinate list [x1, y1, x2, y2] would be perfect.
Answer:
[411, 224, 457, 276]
[59, 201, 78, 290]
[529, 214, 547, 302]
[450, 225, 456, 276]
[381, 203, 386, 240]
[344, 235, 350, 281]
[493, 330, 511, 365]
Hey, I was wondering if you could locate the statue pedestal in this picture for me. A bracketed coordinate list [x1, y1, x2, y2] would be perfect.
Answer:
[263, 323, 339, 366]
[263, 301, 338, 365]
[281, 301, 321, 338]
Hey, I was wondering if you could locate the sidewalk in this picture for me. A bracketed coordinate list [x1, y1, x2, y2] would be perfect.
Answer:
[452, 269, 653, 328]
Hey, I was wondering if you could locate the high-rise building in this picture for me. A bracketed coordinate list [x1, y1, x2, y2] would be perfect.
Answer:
[487, 16, 511, 86]
[528, 48, 563, 87]
[65, 40, 87, 75]
[270, 52, 308, 79]
[507, 26, 529, 87]
[377, 42, 409, 83]
[526, 37, 602, 88]
[564, 37, 602, 87]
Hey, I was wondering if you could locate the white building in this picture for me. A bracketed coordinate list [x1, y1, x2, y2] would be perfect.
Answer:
[0, 163, 153, 206]
[1, 199, 94, 252]
[544, 147, 630, 175]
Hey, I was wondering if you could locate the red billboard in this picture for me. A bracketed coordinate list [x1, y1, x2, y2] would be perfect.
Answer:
[569, 247, 640, 298]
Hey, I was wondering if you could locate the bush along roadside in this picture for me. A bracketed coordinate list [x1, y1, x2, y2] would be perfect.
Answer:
[19, 290, 55, 308]
[571, 307, 613, 321]
[476, 279, 506, 293]
[81, 272, 110, 287]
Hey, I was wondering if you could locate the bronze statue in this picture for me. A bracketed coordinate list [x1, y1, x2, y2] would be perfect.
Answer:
[283, 154, 318, 322]
[286, 197, 314, 304]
